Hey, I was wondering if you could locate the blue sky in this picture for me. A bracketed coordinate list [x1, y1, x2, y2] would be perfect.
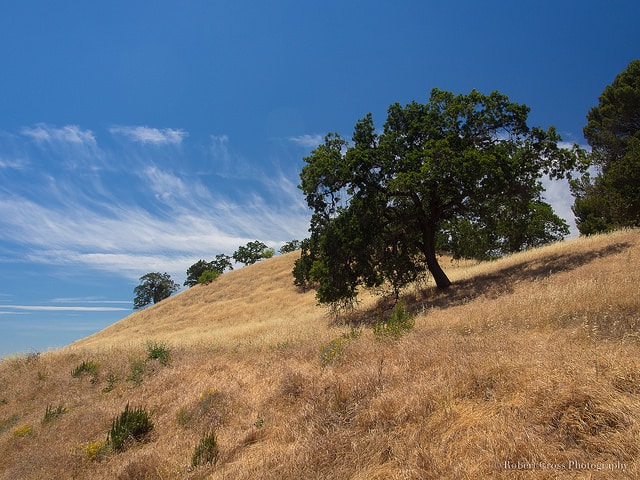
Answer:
[1, 1, 638, 357]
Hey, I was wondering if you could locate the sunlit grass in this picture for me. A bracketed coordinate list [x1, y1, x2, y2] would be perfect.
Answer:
[0, 229, 638, 479]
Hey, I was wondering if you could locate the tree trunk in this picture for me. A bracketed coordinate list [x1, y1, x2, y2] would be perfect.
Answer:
[422, 224, 452, 289]
[411, 193, 452, 289]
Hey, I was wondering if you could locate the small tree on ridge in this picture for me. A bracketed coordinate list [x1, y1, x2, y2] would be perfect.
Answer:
[134, 272, 179, 309]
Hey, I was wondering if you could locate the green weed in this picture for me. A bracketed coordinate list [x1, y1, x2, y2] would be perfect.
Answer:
[373, 301, 415, 340]
[146, 341, 171, 366]
[71, 360, 100, 382]
[126, 358, 146, 386]
[320, 338, 345, 367]
[43, 404, 67, 423]
[106, 403, 154, 452]
[191, 430, 220, 467]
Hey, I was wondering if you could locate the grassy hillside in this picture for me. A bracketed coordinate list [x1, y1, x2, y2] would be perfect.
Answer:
[1, 229, 639, 479]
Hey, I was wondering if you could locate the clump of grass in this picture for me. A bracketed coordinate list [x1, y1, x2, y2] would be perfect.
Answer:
[106, 403, 154, 452]
[146, 341, 171, 366]
[175, 406, 193, 427]
[42, 404, 67, 423]
[102, 372, 119, 393]
[126, 357, 146, 386]
[71, 359, 100, 382]
[373, 301, 414, 340]
[319, 338, 345, 367]
[12, 423, 33, 438]
[71, 359, 100, 385]
[320, 328, 362, 366]
[191, 430, 220, 467]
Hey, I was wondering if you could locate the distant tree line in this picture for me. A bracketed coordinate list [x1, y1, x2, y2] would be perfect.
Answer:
[133, 239, 300, 309]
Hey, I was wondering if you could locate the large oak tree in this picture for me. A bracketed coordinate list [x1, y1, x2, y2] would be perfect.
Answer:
[295, 88, 578, 309]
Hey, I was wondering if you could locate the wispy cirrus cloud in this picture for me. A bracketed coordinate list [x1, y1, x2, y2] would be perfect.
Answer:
[0, 305, 129, 312]
[110, 125, 187, 145]
[1, 125, 310, 285]
[21, 124, 97, 146]
[288, 133, 324, 148]
[0, 157, 27, 170]
[17, 123, 105, 171]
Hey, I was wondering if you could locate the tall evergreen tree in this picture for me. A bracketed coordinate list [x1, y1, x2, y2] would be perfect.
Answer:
[572, 59, 640, 234]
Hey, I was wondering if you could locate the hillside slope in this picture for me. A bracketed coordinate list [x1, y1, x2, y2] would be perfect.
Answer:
[1, 229, 639, 479]
[70, 251, 328, 351]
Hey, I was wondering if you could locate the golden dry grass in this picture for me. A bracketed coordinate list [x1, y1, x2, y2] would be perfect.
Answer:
[1, 229, 639, 479]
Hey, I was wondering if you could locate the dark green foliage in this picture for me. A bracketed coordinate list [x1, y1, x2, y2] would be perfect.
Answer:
[107, 403, 154, 452]
[233, 240, 273, 266]
[133, 272, 179, 309]
[292, 238, 317, 290]
[439, 201, 569, 260]
[185, 255, 233, 287]
[280, 239, 301, 254]
[146, 341, 171, 366]
[572, 59, 640, 234]
[191, 430, 220, 467]
[296, 88, 578, 309]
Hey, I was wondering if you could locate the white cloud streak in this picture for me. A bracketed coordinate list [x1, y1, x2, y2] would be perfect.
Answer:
[0, 305, 129, 312]
[0, 157, 28, 170]
[21, 124, 97, 145]
[288, 134, 324, 148]
[110, 126, 187, 145]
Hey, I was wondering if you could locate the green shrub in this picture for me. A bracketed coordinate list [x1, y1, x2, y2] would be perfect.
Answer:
[146, 341, 171, 366]
[191, 430, 220, 467]
[102, 372, 119, 393]
[71, 360, 99, 382]
[43, 404, 67, 424]
[107, 403, 154, 452]
[126, 358, 146, 386]
[319, 328, 362, 367]
[373, 301, 415, 340]
[197, 270, 220, 285]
